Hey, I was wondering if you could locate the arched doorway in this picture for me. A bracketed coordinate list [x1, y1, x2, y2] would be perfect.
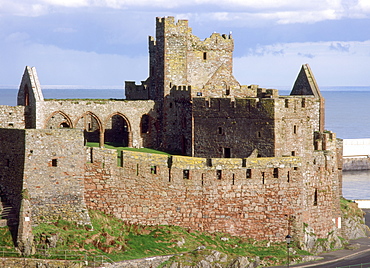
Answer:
[105, 113, 130, 147]
[75, 112, 102, 145]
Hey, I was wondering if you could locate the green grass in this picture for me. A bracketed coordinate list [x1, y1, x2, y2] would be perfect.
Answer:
[0, 226, 14, 247]
[29, 210, 306, 266]
[86, 142, 171, 156]
[340, 197, 365, 219]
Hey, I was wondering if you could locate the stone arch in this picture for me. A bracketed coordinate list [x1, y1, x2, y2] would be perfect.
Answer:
[104, 112, 132, 147]
[75, 112, 103, 145]
[44, 111, 73, 129]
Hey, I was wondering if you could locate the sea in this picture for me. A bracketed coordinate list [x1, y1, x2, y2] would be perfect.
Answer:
[1, 85, 370, 200]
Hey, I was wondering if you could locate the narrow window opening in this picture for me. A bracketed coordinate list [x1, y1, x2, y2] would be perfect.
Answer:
[8, 123, 14, 128]
[285, 99, 289, 108]
[287, 171, 290, 182]
[257, 131, 261, 138]
[273, 168, 279, 178]
[51, 159, 58, 167]
[141, 114, 150, 133]
[136, 164, 139, 176]
[90, 148, 94, 163]
[197, 92, 202, 96]
[151, 165, 157, 174]
[302, 98, 306, 108]
[169, 102, 173, 108]
[88, 123, 92, 132]
[118, 151, 123, 167]
[201, 173, 204, 186]
[183, 169, 190, 179]
[6, 159, 10, 167]
[262, 172, 265, 184]
[293, 125, 297, 134]
[203, 52, 207, 60]
[225, 89, 230, 95]
[246, 169, 252, 178]
[224, 148, 231, 158]
[232, 174, 235, 185]
[294, 167, 298, 171]
[218, 127, 223, 135]
[216, 170, 222, 180]
[291, 151, 296, 156]
[314, 188, 318, 206]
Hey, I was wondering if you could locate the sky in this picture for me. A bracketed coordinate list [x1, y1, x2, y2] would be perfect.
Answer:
[0, 0, 370, 89]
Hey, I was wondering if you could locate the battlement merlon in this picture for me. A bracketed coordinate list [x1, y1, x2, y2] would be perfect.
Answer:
[156, 16, 191, 36]
[152, 16, 233, 51]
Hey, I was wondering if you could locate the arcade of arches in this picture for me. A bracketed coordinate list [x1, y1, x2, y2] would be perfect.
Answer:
[45, 111, 133, 147]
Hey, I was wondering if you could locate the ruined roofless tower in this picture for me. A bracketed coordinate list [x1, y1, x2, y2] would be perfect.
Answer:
[148, 16, 236, 101]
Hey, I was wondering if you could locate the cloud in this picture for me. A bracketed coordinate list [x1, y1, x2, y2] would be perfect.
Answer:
[329, 42, 350, 52]
[298, 53, 315, 58]
[0, 39, 148, 86]
[53, 27, 77, 33]
[2, 0, 369, 25]
[234, 40, 370, 86]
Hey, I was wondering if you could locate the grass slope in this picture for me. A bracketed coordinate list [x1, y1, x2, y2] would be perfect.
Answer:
[28, 210, 306, 266]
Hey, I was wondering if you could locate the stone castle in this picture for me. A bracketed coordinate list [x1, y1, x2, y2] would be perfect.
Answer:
[0, 16, 342, 249]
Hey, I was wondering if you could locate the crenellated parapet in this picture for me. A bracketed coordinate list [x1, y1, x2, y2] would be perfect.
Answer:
[125, 80, 150, 100]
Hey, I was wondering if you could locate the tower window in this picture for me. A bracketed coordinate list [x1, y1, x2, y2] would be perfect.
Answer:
[218, 127, 223, 135]
[293, 125, 297, 134]
[203, 52, 207, 60]
[246, 169, 252, 178]
[216, 170, 222, 180]
[224, 148, 231, 158]
[51, 159, 58, 167]
[151, 166, 157, 174]
[183, 169, 190, 179]
[314, 188, 318, 206]
[285, 99, 289, 108]
[273, 168, 279, 178]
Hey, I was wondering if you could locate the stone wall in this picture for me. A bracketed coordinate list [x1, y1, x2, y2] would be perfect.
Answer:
[343, 157, 370, 170]
[0, 257, 84, 268]
[192, 97, 275, 158]
[22, 129, 91, 225]
[0, 105, 25, 129]
[0, 129, 26, 211]
[84, 148, 339, 242]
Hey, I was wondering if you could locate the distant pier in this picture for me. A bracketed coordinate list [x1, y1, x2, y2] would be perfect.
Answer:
[343, 139, 370, 170]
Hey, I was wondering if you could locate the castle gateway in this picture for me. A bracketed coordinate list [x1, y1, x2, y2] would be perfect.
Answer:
[0, 16, 342, 247]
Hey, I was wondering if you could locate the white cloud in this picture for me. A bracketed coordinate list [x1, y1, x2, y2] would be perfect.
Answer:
[2, 0, 369, 25]
[0, 40, 148, 86]
[234, 40, 370, 86]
